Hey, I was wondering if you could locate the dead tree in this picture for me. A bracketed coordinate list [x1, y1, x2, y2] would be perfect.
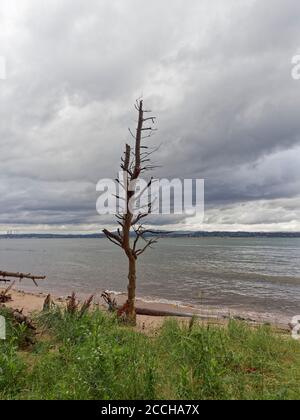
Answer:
[103, 100, 159, 325]
[0, 271, 46, 287]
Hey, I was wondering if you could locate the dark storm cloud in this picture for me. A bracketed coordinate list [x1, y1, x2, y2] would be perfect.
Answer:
[0, 0, 300, 232]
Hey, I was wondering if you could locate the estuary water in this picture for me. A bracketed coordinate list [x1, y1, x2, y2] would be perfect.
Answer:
[0, 237, 299, 319]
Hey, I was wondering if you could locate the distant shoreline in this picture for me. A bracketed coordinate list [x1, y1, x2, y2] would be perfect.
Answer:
[1, 232, 300, 239]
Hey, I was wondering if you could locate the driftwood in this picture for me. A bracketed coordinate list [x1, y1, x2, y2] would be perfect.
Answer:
[134, 308, 257, 323]
[135, 308, 268, 326]
[0, 304, 36, 330]
[12, 308, 36, 330]
[0, 281, 15, 303]
[101, 292, 117, 312]
[0, 271, 46, 287]
[134, 307, 219, 320]
[134, 307, 197, 318]
[101, 293, 217, 321]
[0, 270, 45, 338]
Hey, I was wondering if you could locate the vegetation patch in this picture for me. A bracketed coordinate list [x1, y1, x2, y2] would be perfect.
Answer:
[1, 306, 300, 400]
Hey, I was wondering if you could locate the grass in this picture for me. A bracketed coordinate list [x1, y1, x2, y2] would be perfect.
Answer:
[1, 306, 300, 400]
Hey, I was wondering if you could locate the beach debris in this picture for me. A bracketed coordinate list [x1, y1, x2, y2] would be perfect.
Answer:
[0, 304, 36, 331]
[133, 307, 213, 319]
[101, 292, 131, 322]
[0, 281, 15, 303]
[101, 291, 117, 312]
[12, 308, 36, 330]
[101, 292, 138, 322]
[101, 292, 218, 321]
[0, 270, 46, 287]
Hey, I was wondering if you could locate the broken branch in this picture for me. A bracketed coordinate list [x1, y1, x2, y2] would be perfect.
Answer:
[0, 271, 46, 287]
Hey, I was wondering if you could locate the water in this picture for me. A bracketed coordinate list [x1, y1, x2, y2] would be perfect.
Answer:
[0, 237, 300, 318]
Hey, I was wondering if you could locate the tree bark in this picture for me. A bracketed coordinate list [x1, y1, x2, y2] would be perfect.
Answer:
[127, 256, 137, 323]
[124, 101, 143, 323]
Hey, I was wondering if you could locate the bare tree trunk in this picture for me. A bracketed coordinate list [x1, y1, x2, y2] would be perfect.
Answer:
[127, 256, 136, 323]
[122, 141, 135, 323]
[103, 100, 158, 326]
[124, 101, 143, 323]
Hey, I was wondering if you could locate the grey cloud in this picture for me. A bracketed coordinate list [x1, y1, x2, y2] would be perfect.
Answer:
[0, 0, 300, 232]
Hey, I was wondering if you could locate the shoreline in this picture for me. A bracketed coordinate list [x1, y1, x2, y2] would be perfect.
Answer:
[0, 286, 291, 332]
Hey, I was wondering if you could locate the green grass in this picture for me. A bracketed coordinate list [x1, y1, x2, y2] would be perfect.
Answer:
[1, 306, 300, 400]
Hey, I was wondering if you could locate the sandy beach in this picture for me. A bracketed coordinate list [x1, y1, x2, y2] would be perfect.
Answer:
[0, 287, 291, 332]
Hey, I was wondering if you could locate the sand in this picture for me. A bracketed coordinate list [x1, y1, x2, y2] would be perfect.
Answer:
[0, 288, 177, 332]
[0, 287, 291, 333]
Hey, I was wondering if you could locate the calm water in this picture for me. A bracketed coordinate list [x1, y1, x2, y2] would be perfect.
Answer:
[0, 237, 300, 318]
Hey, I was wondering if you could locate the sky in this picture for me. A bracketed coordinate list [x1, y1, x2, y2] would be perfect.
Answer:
[0, 0, 300, 233]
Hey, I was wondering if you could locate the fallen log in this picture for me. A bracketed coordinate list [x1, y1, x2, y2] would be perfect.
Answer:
[0, 271, 46, 286]
[101, 292, 219, 321]
[134, 306, 219, 320]
[11, 308, 36, 330]
[0, 304, 36, 330]
[134, 307, 262, 324]
[135, 307, 195, 317]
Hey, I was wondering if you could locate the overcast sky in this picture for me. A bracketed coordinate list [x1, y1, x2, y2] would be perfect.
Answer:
[0, 0, 300, 233]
